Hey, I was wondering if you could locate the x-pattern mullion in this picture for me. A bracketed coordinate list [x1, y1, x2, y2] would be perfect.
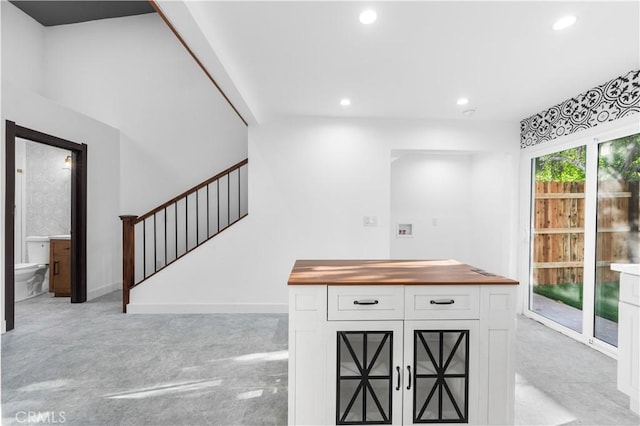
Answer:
[416, 332, 441, 421]
[418, 332, 439, 375]
[364, 333, 390, 422]
[365, 380, 389, 423]
[337, 332, 391, 424]
[441, 378, 464, 419]
[340, 382, 364, 423]
[365, 333, 389, 376]
[442, 332, 465, 372]
[414, 330, 468, 423]
[416, 375, 439, 420]
[341, 333, 364, 374]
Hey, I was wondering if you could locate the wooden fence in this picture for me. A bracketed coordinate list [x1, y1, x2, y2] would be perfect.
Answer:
[532, 180, 638, 285]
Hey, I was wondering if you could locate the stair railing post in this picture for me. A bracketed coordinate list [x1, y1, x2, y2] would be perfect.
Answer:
[120, 215, 138, 313]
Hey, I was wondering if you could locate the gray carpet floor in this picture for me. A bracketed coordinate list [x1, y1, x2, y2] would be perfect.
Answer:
[515, 312, 638, 425]
[2, 291, 639, 425]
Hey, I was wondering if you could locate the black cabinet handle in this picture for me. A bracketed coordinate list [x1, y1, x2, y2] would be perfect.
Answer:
[406, 365, 412, 390]
[353, 299, 379, 305]
[430, 299, 455, 305]
[53, 261, 59, 275]
[396, 366, 401, 391]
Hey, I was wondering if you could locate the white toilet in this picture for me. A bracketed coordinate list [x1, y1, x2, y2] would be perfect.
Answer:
[14, 236, 50, 302]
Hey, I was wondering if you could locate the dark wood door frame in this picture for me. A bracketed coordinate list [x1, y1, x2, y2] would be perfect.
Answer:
[5, 121, 87, 331]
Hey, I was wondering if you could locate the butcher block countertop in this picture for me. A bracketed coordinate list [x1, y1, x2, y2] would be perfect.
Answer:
[288, 259, 518, 286]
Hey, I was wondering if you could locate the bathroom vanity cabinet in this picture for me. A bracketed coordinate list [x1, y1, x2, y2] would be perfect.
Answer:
[49, 238, 71, 297]
[288, 260, 518, 426]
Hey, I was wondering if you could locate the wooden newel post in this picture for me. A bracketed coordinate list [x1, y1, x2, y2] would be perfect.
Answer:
[120, 215, 138, 313]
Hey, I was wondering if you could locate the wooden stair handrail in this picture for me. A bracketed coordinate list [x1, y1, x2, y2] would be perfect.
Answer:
[119, 158, 248, 313]
[136, 158, 248, 223]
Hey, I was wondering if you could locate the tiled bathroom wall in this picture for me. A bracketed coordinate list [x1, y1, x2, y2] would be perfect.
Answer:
[25, 140, 71, 237]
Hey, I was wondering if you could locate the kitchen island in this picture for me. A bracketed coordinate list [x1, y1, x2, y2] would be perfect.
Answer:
[288, 259, 518, 426]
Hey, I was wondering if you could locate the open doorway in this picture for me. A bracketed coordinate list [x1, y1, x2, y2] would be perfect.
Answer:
[4, 121, 87, 331]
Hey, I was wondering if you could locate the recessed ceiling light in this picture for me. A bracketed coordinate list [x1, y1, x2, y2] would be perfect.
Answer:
[553, 15, 577, 31]
[456, 97, 469, 106]
[359, 10, 377, 25]
[340, 98, 351, 107]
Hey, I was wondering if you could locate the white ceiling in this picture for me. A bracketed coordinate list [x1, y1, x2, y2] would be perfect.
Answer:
[172, 1, 640, 124]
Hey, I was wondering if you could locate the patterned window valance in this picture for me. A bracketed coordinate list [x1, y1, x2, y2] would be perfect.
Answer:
[520, 69, 640, 149]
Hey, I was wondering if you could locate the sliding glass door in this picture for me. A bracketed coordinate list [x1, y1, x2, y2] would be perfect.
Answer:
[530, 146, 586, 333]
[594, 136, 639, 346]
[527, 131, 639, 350]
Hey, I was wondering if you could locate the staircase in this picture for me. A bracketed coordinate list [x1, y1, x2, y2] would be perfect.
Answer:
[119, 159, 248, 312]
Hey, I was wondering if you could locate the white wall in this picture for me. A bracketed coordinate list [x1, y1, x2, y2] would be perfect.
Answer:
[469, 152, 516, 276]
[2, 2, 250, 325]
[42, 12, 248, 215]
[390, 153, 473, 262]
[1, 86, 122, 314]
[0, 1, 45, 95]
[129, 117, 519, 313]
[1, 3, 119, 331]
[1, 3, 519, 315]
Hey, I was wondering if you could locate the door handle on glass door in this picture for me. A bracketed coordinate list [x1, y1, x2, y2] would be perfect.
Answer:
[396, 366, 401, 390]
[406, 365, 412, 390]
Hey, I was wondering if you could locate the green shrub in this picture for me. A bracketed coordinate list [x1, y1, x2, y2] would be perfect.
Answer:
[533, 282, 619, 322]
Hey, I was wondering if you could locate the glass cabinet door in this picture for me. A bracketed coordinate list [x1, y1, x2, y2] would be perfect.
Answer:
[411, 330, 469, 423]
[404, 321, 479, 425]
[337, 331, 394, 424]
[327, 321, 404, 425]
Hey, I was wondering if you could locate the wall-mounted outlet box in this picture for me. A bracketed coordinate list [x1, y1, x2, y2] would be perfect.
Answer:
[397, 223, 413, 237]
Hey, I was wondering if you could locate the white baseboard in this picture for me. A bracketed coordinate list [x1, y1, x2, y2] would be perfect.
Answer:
[126, 302, 288, 314]
[87, 281, 120, 301]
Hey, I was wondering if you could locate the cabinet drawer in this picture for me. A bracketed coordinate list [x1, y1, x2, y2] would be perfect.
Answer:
[327, 286, 404, 320]
[405, 285, 480, 319]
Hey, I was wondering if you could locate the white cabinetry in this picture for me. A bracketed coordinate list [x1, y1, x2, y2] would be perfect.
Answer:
[612, 264, 640, 415]
[289, 284, 517, 425]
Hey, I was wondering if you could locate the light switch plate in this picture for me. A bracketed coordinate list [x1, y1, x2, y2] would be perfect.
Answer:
[363, 216, 378, 226]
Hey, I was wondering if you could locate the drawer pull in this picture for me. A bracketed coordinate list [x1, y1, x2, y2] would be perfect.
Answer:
[430, 299, 455, 305]
[396, 366, 401, 391]
[353, 299, 379, 305]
